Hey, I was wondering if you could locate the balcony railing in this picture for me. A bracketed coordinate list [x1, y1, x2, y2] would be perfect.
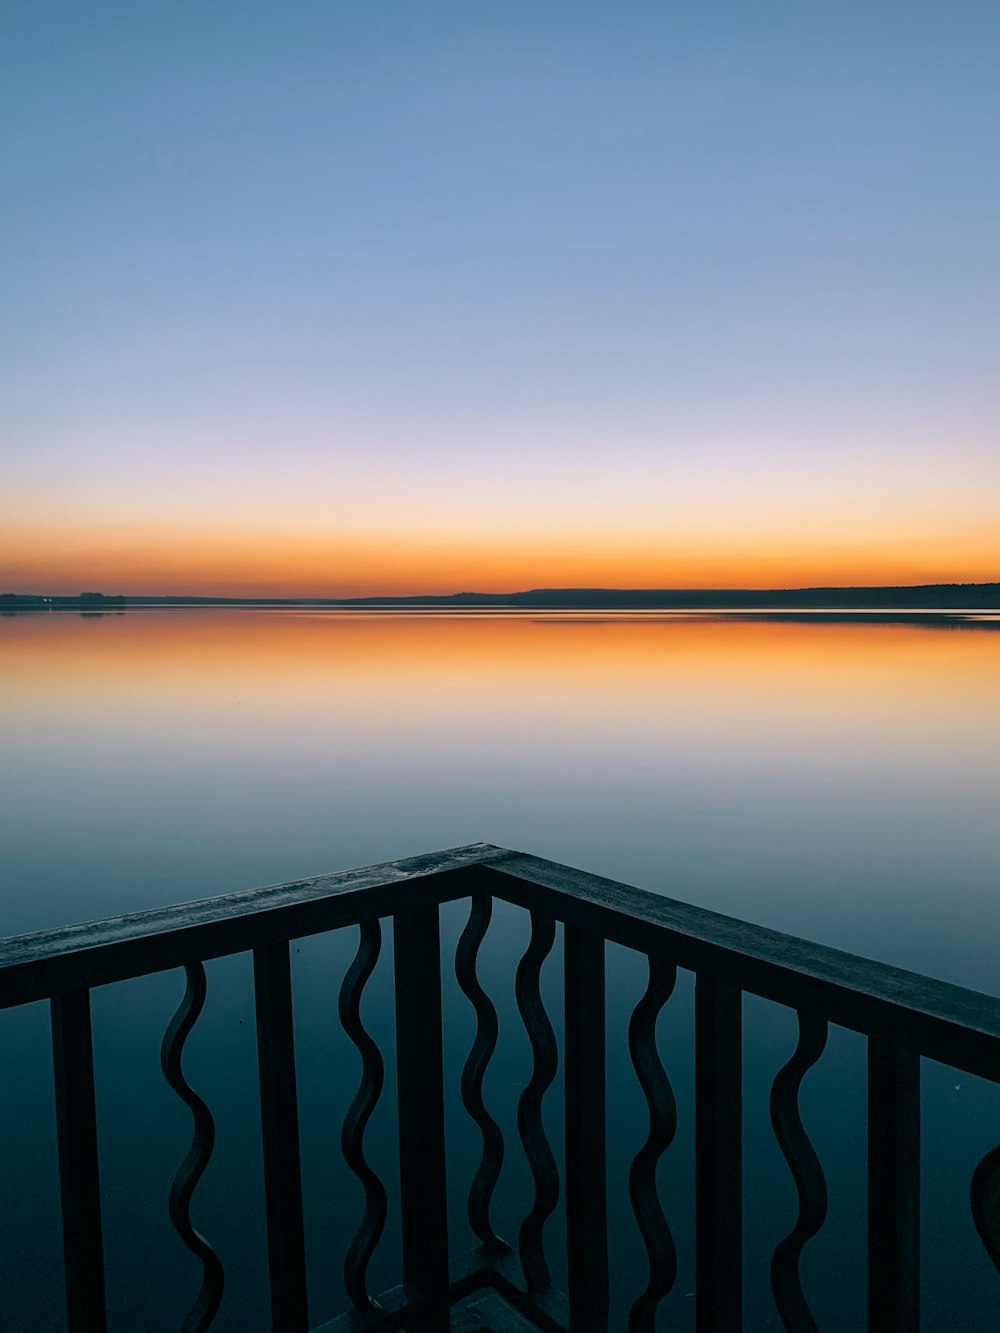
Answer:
[2, 842, 1000, 1331]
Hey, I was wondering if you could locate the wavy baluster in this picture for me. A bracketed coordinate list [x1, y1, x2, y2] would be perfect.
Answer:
[339, 919, 388, 1314]
[515, 912, 559, 1292]
[160, 963, 224, 1333]
[627, 953, 678, 1333]
[456, 892, 505, 1246]
[769, 1012, 829, 1333]
[971, 1143, 1000, 1275]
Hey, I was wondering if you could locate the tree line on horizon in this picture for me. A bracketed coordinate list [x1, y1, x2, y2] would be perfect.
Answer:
[2, 583, 999, 610]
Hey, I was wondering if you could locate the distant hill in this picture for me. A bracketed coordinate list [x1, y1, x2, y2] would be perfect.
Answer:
[1, 592, 128, 610]
[336, 583, 1000, 610]
[3, 583, 999, 610]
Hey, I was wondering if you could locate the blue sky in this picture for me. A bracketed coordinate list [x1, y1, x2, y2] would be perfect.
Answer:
[3, 0, 999, 591]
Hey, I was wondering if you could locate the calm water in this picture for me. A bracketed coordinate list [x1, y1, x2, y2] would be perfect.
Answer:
[2, 608, 1000, 1330]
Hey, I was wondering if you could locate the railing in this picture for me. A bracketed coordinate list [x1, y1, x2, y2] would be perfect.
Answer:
[2, 842, 1000, 1331]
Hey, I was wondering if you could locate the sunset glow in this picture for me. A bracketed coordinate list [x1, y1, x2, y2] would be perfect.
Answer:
[4, 462, 999, 596]
[4, 1, 999, 594]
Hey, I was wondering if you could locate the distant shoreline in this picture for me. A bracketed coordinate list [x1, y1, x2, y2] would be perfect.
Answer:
[3, 582, 1000, 612]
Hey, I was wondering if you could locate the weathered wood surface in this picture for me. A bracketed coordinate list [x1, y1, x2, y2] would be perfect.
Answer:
[477, 851, 1000, 1082]
[309, 1241, 539, 1333]
[452, 1292, 544, 1332]
[0, 843, 504, 1008]
[4, 840, 1000, 1082]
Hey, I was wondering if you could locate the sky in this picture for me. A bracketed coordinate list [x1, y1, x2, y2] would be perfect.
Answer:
[3, 0, 999, 595]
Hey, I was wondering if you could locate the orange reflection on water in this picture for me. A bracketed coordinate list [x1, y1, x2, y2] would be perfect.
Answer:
[3, 608, 998, 733]
[3, 606, 1000, 972]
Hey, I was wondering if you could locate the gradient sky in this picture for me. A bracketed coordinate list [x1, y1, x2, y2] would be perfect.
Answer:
[3, 0, 999, 594]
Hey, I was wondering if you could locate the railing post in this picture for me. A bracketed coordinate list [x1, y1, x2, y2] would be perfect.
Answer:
[254, 941, 308, 1332]
[564, 927, 608, 1332]
[695, 975, 742, 1333]
[394, 902, 449, 1332]
[51, 988, 107, 1333]
[868, 1040, 920, 1332]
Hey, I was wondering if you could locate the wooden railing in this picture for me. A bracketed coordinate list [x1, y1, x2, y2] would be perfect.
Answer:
[2, 842, 1000, 1331]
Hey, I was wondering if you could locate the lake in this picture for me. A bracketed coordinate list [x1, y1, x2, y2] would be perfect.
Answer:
[2, 607, 999, 1330]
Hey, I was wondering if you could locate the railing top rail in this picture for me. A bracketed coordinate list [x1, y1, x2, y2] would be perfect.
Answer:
[3, 842, 999, 1081]
[474, 851, 1000, 1082]
[0, 844, 502, 1010]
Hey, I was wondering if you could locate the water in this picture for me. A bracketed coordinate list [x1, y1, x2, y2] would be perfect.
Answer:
[2, 607, 999, 1329]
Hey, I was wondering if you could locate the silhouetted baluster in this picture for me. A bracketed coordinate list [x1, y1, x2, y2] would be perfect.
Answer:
[627, 954, 678, 1333]
[515, 912, 559, 1293]
[695, 976, 742, 1333]
[51, 988, 107, 1333]
[868, 1040, 919, 1333]
[565, 926, 608, 1333]
[254, 941, 308, 1332]
[455, 892, 504, 1246]
[971, 1142, 1000, 1277]
[395, 902, 450, 1333]
[339, 919, 388, 1315]
[160, 963, 224, 1333]
[769, 1012, 828, 1333]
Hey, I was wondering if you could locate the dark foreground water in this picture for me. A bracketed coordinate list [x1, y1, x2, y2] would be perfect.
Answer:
[2, 607, 999, 1330]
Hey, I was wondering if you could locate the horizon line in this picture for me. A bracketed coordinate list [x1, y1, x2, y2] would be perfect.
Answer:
[4, 578, 1000, 602]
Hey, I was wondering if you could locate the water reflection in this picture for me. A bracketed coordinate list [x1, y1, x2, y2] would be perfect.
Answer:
[1, 609, 999, 1329]
[3, 608, 999, 978]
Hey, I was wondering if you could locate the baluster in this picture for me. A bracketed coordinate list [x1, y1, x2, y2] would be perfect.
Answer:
[161, 962, 224, 1333]
[456, 892, 505, 1247]
[51, 988, 107, 1333]
[972, 1142, 1000, 1276]
[395, 902, 450, 1333]
[627, 953, 678, 1333]
[769, 1012, 828, 1333]
[695, 975, 742, 1333]
[339, 920, 388, 1315]
[254, 940, 308, 1332]
[515, 912, 559, 1294]
[867, 1040, 919, 1333]
[565, 926, 608, 1333]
